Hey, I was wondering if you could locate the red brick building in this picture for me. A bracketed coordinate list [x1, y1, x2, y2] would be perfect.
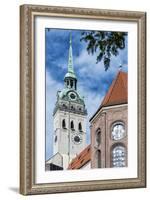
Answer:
[90, 71, 128, 168]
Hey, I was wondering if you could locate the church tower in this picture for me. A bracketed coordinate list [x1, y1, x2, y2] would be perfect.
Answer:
[53, 34, 87, 169]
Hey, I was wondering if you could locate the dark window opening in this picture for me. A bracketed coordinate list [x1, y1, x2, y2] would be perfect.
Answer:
[95, 150, 101, 168]
[70, 80, 73, 88]
[62, 119, 66, 129]
[79, 122, 82, 132]
[75, 81, 77, 90]
[71, 121, 74, 130]
[71, 105, 75, 110]
[54, 135, 57, 142]
[62, 104, 67, 109]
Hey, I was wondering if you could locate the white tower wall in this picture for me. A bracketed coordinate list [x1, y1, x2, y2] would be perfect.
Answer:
[53, 110, 86, 169]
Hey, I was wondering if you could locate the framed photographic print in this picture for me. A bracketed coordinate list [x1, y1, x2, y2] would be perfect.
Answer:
[20, 4, 146, 195]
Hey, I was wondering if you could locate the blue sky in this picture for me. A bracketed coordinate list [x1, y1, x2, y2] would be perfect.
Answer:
[45, 28, 128, 160]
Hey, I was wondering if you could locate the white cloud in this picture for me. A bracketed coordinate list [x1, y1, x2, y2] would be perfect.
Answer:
[74, 48, 121, 86]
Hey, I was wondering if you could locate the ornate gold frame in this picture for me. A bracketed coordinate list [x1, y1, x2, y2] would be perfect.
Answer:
[20, 4, 146, 195]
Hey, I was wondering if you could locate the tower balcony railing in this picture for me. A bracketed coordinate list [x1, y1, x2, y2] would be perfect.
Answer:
[53, 105, 87, 116]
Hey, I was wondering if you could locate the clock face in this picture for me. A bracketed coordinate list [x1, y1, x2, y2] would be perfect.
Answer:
[72, 134, 82, 144]
[69, 92, 77, 100]
[111, 123, 125, 140]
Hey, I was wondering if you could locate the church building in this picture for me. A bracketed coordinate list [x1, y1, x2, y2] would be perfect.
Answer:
[46, 35, 87, 170]
[89, 71, 128, 168]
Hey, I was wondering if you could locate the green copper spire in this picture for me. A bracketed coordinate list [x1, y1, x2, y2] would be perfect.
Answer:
[68, 33, 74, 73]
[64, 33, 77, 80]
[53, 33, 87, 117]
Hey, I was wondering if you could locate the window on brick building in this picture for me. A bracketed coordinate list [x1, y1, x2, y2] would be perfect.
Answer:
[111, 145, 126, 167]
[95, 149, 101, 168]
[95, 128, 101, 147]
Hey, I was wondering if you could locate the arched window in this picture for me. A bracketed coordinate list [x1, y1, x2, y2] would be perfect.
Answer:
[95, 150, 101, 168]
[111, 145, 126, 168]
[95, 128, 101, 147]
[62, 104, 67, 109]
[71, 105, 74, 110]
[78, 122, 82, 132]
[71, 121, 74, 130]
[62, 119, 66, 129]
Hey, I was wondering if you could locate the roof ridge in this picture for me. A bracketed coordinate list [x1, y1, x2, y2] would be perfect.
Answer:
[121, 71, 127, 89]
[101, 71, 121, 106]
[105, 71, 120, 105]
